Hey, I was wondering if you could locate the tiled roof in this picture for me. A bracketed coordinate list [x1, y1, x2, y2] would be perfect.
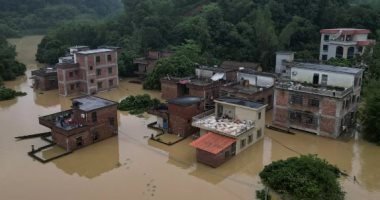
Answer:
[190, 132, 236, 154]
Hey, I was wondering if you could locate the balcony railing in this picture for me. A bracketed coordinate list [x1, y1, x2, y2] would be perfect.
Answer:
[39, 110, 87, 132]
[276, 81, 353, 98]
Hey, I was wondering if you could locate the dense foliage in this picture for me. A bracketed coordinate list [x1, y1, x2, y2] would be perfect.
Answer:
[360, 80, 380, 145]
[118, 94, 160, 115]
[0, 87, 27, 101]
[36, 0, 380, 69]
[0, 0, 123, 37]
[259, 155, 344, 200]
[0, 37, 26, 82]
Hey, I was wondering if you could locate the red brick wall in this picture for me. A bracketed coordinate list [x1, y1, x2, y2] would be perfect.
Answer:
[196, 148, 229, 168]
[274, 107, 288, 125]
[275, 90, 289, 106]
[168, 103, 203, 137]
[226, 71, 237, 81]
[320, 117, 336, 135]
[51, 105, 118, 151]
[161, 80, 179, 100]
[57, 69, 64, 82]
[321, 98, 337, 116]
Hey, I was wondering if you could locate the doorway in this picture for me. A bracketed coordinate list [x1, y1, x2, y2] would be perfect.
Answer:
[313, 73, 319, 85]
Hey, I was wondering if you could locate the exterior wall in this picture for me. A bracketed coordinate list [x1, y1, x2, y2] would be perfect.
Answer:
[291, 67, 355, 88]
[275, 52, 294, 73]
[168, 103, 203, 137]
[51, 105, 118, 151]
[195, 68, 214, 79]
[220, 86, 274, 109]
[188, 84, 220, 101]
[34, 75, 58, 91]
[195, 147, 232, 168]
[161, 80, 180, 100]
[273, 87, 359, 138]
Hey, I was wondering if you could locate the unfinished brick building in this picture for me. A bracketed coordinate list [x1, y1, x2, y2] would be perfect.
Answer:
[39, 96, 118, 151]
[134, 50, 172, 77]
[149, 96, 204, 137]
[31, 66, 58, 91]
[57, 47, 119, 96]
[220, 70, 276, 109]
[273, 62, 363, 138]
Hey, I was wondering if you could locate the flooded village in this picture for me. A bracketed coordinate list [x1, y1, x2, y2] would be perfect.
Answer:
[0, 31, 379, 200]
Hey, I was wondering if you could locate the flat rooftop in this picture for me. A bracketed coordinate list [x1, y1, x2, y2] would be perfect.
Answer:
[72, 96, 117, 112]
[293, 63, 363, 75]
[192, 114, 255, 137]
[168, 96, 202, 106]
[76, 48, 114, 55]
[216, 98, 266, 109]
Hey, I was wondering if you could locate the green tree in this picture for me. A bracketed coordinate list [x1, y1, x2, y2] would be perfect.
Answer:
[259, 155, 345, 200]
[360, 80, 380, 144]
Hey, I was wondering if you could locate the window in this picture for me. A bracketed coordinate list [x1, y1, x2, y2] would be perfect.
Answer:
[323, 45, 328, 51]
[107, 54, 112, 62]
[291, 95, 303, 105]
[305, 115, 314, 124]
[324, 35, 329, 41]
[91, 112, 97, 122]
[70, 84, 75, 90]
[346, 35, 352, 41]
[313, 73, 319, 85]
[76, 82, 80, 88]
[97, 81, 103, 89]
[248, 135, 253, 144]
[352, 95, 356, 104]
[92, 132, 99, 142]
[240, 139, 246, 149]
[97, 69, 101, 76]
[358, 47, 363, 53]
[69, 72, 73, 78]
[309, 98, 320, 107]
[258, 112, 262, 120]
[76, 137, 83, 147]
[75, 70, 79, 75]
[89, 66, 93, 70]
[90, 79, 94, 84]
[322, 55, 328, 61]
[96, 56, 100, 63]
[336, 46, 344, 59]
[109, 117, 115, 127]
[321, 74, 328, 86]
[257, 129, 262, 138]
[109, 79, 114, 87]
[108, 67, 112, 74]
[290, 111, 302, 122]
[347, 47, 355, 59]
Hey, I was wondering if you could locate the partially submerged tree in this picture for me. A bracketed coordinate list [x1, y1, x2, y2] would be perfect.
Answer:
[259, 155, 345, 200]
[118, 94, 160, 115]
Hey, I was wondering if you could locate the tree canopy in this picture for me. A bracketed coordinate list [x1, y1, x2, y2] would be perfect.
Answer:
[259, 155, 345, 200]
[0, 37, 26, 82]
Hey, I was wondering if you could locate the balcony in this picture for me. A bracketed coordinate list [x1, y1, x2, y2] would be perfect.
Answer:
[192, 109, 255, 137]
[276, 80, 353, 98]
[39, 110, 87, 132]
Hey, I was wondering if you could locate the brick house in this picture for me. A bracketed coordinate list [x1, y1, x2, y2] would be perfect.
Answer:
[39, 96, 118, 151]
[31, 66, 58, 91]
[220, 70, 276, 109]
[134, 50, 172, 77]
[273, 62, 364, 138]
[149, 96, 204, 137]
[57, 48, 119, 96]
[191, 98, 267, 167]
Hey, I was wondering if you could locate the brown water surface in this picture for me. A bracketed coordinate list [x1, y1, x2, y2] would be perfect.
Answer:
[0, 35, 379, 200]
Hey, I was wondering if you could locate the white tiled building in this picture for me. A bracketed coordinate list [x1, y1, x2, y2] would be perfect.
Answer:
[319, 28, 375, 61]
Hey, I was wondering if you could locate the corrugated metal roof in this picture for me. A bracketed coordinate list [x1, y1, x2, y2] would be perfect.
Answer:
[190, 132, 236, 154]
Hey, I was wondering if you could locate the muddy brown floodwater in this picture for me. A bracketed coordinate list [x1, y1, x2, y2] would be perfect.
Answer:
[0, 35, 379, 200]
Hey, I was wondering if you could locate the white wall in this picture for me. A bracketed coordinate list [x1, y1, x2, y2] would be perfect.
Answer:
[353, 34, 368, 41]
[275, 52, 294, 74]
[196, 68, 214, 79]
[238, 72, 274, 88]
[291, 67, 355, 88]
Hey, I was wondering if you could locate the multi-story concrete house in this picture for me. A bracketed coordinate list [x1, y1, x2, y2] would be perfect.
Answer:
[57, 48, 119, 96]
[273, 61, 364, 138]
[39, 96, 118, 151]
[319, 28, 376, 61]
[191, 98, 266, 167]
